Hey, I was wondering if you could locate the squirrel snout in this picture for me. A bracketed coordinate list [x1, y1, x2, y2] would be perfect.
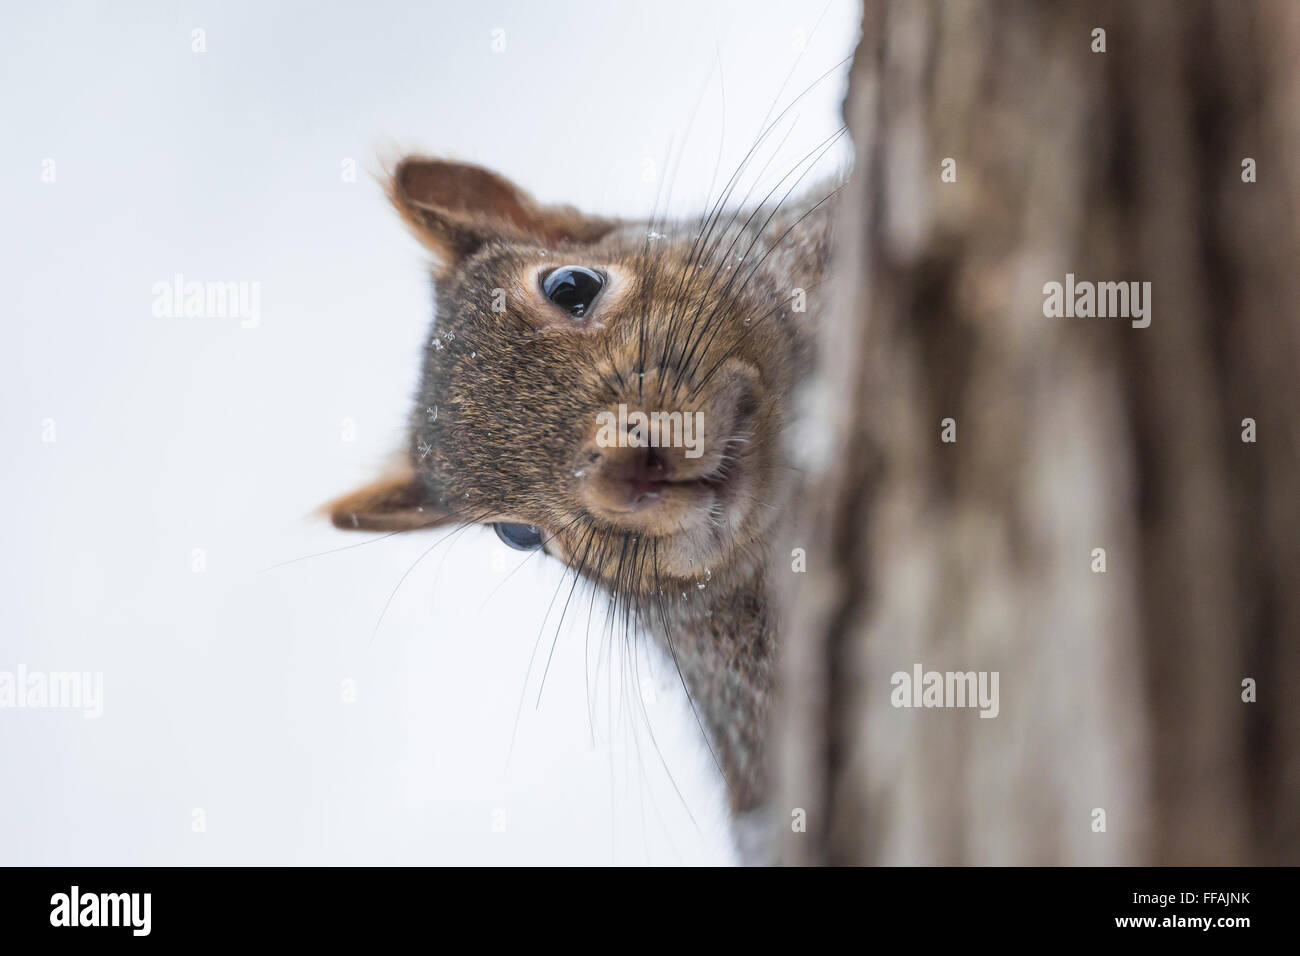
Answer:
[576, 404, 717, 521]
[575, 366, 759, 528]
[578, 440, 699, 514]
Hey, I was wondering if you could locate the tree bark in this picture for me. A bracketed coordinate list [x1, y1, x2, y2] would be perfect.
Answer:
[775, 0, 1300, 865]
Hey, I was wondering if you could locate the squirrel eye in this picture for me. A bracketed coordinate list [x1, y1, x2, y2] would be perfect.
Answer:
[540, 266, 605, 318]
[493, 522, 544, 551]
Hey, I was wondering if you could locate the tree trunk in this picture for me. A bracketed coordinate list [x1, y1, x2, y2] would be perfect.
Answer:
[774, 0, 1300, 865]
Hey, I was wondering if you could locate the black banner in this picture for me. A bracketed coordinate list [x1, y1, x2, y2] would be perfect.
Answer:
[0, 866, 1278, 942]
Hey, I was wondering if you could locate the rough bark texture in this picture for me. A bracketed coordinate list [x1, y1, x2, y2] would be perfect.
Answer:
[774, 0, 1300, 865]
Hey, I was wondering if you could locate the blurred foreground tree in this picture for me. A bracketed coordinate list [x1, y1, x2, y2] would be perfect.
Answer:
[774, 0, 1300, 864]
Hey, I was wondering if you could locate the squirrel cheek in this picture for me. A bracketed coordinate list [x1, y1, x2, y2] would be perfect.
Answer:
[536, 530, 568, 563]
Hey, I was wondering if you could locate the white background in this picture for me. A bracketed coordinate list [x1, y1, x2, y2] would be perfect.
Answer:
[0, 0, 855, 865]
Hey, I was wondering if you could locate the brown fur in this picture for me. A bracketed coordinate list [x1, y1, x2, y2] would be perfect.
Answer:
[330, 156, 837, 817]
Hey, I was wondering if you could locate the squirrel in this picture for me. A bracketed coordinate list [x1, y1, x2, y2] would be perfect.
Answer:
[328, 156, 837, 832]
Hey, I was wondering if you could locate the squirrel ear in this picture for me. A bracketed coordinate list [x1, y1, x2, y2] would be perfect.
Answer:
[324, 460, 450, 532]
[388, 157, 617, 278]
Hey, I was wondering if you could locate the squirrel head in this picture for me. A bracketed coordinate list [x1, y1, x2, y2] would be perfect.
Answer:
[328, 156, 829, 597]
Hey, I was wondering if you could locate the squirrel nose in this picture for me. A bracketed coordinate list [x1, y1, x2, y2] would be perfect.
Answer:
[579, 441, 688, 512]
[574, 403, 720, 517]
[574, 364, 757, 525]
